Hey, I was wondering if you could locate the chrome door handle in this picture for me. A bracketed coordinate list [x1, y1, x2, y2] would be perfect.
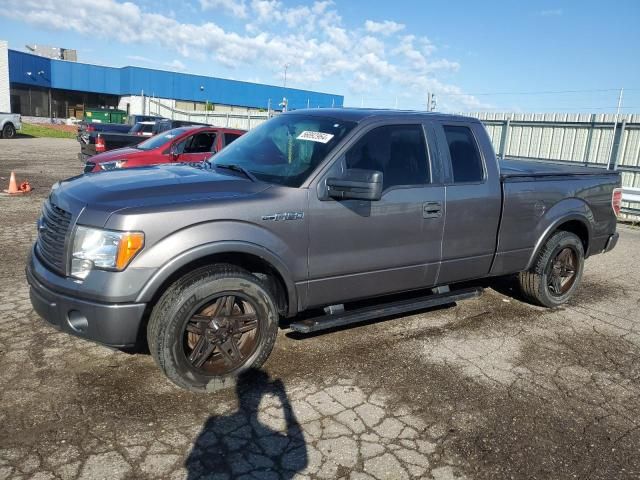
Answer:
[423, 201, 442, 219]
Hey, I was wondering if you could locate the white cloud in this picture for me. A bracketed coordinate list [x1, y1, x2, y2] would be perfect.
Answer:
[200, 0, 248, 18]
[165, 59, 187, 71]
[364, 19, 405, 36]
[126, 54, 155, 63]
[126, 55, 186, 72]
[0, 0, 484, 111]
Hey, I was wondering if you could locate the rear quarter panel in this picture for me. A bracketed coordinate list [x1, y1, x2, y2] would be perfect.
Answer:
[491, 174, 620, 275]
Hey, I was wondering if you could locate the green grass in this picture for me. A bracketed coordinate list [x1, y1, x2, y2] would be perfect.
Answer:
[20, 123, 76, 139]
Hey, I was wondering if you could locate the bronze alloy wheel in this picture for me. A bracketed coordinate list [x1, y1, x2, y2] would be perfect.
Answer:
[547, 247, 578, 296]
[182, 293, 260, 376]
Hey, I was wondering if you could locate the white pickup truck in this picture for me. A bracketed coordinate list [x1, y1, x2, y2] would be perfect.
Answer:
[0, 112, 21, 139]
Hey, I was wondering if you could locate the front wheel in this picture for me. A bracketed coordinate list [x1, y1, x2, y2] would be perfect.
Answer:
[2, 123, 16, 139]
[519, 231, 585, 308]
[147, 264, 279, 392]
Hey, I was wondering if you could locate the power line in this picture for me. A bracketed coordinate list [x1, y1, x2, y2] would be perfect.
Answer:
[441, 88, 640, 97]
[469, 106, 640, 112]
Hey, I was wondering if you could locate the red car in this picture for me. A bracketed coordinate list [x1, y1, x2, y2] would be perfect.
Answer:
[84, 126, 245, 173]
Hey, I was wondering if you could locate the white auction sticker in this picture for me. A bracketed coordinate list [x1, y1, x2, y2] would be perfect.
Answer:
[297, 131, 334, 143]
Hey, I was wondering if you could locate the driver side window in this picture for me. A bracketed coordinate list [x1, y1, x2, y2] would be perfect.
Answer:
[345, 125, 430, 191]
[174, 133, 216, 154]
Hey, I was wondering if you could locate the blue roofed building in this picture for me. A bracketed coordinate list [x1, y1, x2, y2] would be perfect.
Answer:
[0, 41, 344, 121]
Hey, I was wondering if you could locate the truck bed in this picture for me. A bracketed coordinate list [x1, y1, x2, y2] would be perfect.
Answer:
[493, 157, 620, 277]
[79, 131, 147, 161]
[499, 157, 619, 180]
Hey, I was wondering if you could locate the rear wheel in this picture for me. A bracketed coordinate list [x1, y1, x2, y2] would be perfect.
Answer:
[2, 123, 16, 139]
[147, 264, 279, 392]
[519, 231, 584, 307]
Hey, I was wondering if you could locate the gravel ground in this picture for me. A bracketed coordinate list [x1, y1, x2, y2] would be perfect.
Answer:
[1, 137, 639, 480]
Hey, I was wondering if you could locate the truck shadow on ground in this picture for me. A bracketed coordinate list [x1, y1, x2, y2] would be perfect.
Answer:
[185, 368, 308, 479]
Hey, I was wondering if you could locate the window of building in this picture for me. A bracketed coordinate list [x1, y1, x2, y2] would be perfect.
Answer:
[10, 85, 49, 117]
[443, 125, 485, 183]
[345, 124, 430, 191]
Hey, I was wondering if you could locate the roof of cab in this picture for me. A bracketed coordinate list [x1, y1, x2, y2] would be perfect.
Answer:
[282, 108, 479, 124]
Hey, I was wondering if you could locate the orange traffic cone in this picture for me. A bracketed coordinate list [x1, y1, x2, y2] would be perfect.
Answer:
[3, 171, 19, 194]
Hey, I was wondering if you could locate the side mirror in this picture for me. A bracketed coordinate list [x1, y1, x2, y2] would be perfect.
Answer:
[327, 169, 383, 201]
[169, 144, 179, 159]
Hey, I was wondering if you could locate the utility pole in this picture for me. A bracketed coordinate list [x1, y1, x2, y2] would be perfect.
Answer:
[607, 87, 625, 170]
[616, 87, 624, 116]
[427, 92, 436, 112]
[283, 63, 289, 89]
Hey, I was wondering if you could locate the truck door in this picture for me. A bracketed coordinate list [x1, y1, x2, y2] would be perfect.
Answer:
[306, 123, 446, 308]
[433, 121, 502, 284]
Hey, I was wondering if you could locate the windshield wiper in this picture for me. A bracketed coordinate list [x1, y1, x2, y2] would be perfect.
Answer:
[214, 163, 257, 182]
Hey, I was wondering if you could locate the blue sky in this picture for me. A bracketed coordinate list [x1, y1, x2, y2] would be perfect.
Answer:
[1, 0, 639, 113]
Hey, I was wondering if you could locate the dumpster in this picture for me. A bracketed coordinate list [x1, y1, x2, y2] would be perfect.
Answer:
[84, 108, 127, 124]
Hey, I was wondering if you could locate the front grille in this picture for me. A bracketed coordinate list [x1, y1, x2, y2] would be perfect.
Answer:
[84, 161, 95, 173]
[36, 200, 71, 274]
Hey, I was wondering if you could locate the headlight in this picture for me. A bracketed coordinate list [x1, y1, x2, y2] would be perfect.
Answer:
[71, 226, 144, 279]
[99, 160, 128, 171]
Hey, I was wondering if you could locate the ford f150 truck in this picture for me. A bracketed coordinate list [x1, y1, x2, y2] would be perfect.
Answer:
[0, 112, 21, 138]
[84, 126, 245, 173]
[27, 109, 621, 392]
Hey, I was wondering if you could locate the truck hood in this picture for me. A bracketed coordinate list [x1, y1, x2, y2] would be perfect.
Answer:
[50, 164, 271, 227]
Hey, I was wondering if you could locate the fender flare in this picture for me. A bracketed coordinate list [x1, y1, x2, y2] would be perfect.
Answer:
[525, 210, 593, 270]
[135, 240, 299, 317]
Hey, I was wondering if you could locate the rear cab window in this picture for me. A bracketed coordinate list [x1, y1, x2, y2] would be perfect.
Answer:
[442, 125, 485, 183]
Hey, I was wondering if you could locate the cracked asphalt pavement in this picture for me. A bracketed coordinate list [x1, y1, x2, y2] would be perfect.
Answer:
[1, 137, 639, 479]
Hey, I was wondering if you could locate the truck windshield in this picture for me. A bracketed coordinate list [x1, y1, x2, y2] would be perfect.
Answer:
[210, 114, 356, 187]
[135, 127, 191, 150]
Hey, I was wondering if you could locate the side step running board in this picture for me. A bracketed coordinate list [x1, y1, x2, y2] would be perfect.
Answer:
[289, 287, 483, 334]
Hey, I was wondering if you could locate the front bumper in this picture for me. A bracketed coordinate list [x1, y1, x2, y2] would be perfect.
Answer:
[26, 259, 147, 349]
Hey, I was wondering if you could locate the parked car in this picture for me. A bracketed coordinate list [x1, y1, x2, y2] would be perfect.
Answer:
[0, 112, 21, 138]
[78, 119, 211, 162]
[27, 109, 621, 392]
[84, 126, 245, 172]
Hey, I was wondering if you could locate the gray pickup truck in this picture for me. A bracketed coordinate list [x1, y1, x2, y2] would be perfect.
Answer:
[27, 109, 621, 391]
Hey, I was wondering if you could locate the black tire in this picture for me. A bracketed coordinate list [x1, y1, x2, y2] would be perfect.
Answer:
[2, 123, 16, 139]
[147, 264, 279, 392]
[519, 231, 584, 308]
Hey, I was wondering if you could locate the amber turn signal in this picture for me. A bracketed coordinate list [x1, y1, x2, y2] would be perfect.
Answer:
[115, 232, 145, 270]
